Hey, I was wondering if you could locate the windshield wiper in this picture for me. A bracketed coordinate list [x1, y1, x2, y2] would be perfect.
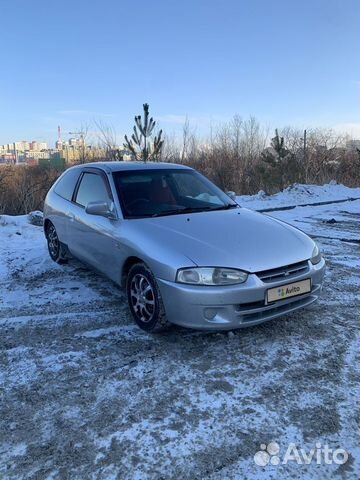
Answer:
[208, 204, 239, 211]
[151, 204, 238, 217]
[152, 206, 209, 217]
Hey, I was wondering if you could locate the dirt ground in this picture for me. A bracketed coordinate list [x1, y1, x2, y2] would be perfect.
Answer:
[0, 201, 359, 479]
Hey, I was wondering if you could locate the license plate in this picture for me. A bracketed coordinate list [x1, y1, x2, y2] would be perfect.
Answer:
[267, 279, 311, 303]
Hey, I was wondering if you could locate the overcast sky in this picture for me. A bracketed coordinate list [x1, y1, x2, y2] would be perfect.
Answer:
[0, 0, 359, 146]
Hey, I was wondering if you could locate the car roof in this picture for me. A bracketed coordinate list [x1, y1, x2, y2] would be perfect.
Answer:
[68, 161, 193, 173]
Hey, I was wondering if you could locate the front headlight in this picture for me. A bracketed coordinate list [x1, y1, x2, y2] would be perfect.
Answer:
[176, 267, 248, 285]
[310, 243, 322, 265]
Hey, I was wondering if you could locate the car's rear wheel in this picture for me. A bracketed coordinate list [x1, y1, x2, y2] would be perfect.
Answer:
[46, 222, 67, 264]
[126, 263, 170, 333]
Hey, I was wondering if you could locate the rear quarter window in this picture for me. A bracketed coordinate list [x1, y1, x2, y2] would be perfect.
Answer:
[54, 169, 80, 201]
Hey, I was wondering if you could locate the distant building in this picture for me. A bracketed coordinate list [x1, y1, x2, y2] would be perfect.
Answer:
[68, 137, 82, 147]
[58, 145, 108, 164]
[0, 140, 49, 164]
[0, 152, 15, 164]
[13, 141, 30, 151]
[30, 141, 48, 151]
[346, 139, 360, 150]
[0, 140, 48, 154]
[122, 151, 134, 161]
[0, 134, 134, 166]
[25, 150, 50, 160]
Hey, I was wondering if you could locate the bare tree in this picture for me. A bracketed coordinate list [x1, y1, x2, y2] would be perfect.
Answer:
[0, 165, 60, 215]
[95, 120, 122, 161]
[67, 123, 90, 164]
[180, 117, 191, 163]
[0, 166, 12, 213]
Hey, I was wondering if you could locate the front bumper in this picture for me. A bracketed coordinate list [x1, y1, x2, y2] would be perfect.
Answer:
[157, 258, 326, 330]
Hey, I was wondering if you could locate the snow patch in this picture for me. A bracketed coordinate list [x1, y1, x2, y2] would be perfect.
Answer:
[237, 182, 360, 210]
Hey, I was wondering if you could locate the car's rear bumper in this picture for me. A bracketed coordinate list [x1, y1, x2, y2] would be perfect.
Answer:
[157, 258, 325, 330]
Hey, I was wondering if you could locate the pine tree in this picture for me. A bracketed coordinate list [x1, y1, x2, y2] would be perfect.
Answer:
[124, 103, 163, 162]
[261, 129, 292, 191]
[270, 129, 287, 163]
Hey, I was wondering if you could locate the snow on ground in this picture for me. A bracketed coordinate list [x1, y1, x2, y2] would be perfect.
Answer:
[237, 181, 360, 211]
[0, 183, 359, 479]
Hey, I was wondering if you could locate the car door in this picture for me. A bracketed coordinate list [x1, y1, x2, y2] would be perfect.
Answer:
[67, 168, 121, 282]
[47, 167, 82, 245]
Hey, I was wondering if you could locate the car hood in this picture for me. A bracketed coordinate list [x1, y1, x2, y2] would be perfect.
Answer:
[133, 208, 315, 273]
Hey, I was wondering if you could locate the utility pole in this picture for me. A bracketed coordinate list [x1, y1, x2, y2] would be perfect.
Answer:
[13, 142, 18, 165]
[57, 126, 63, 149]
[303, 129, 307, 182]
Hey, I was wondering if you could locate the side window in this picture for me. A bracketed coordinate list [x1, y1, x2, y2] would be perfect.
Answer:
[75, 172, 112, 207]
[54, 169, 80, 201]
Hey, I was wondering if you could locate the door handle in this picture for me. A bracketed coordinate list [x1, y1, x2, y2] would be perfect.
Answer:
[67, 212, 75, 222]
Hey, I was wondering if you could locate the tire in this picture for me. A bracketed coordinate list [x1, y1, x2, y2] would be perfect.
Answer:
[126, 263, 170, 333]
[45, 222, 67, 264]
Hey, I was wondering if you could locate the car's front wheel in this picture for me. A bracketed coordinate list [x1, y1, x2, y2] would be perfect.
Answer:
[126, 263, 170, 333]
[45, 222, 67, 264]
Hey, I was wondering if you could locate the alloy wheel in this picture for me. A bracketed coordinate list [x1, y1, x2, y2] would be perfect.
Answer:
[47, 224, 60, 259]
[130, 273, 155, 323]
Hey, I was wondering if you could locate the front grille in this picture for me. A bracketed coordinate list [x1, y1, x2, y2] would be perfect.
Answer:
[237, 300, 265, 311]
[241, 293, 316, 323]
[235, 284, 321, 325]
[256, 260, 309, 283]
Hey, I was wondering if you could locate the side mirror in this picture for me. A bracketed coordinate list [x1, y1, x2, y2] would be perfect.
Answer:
[226, 191, 236, 201]
[85, 201, 116, 219]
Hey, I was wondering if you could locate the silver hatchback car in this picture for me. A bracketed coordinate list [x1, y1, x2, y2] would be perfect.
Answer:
[44, 162, 325, 332]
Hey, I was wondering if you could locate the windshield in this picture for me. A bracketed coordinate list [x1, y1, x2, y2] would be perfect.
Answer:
[113, 168, 238, 218]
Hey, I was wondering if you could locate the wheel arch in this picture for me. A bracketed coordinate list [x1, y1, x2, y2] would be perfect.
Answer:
[43, 218, 51, 234]
[121, 256, 144, 287]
